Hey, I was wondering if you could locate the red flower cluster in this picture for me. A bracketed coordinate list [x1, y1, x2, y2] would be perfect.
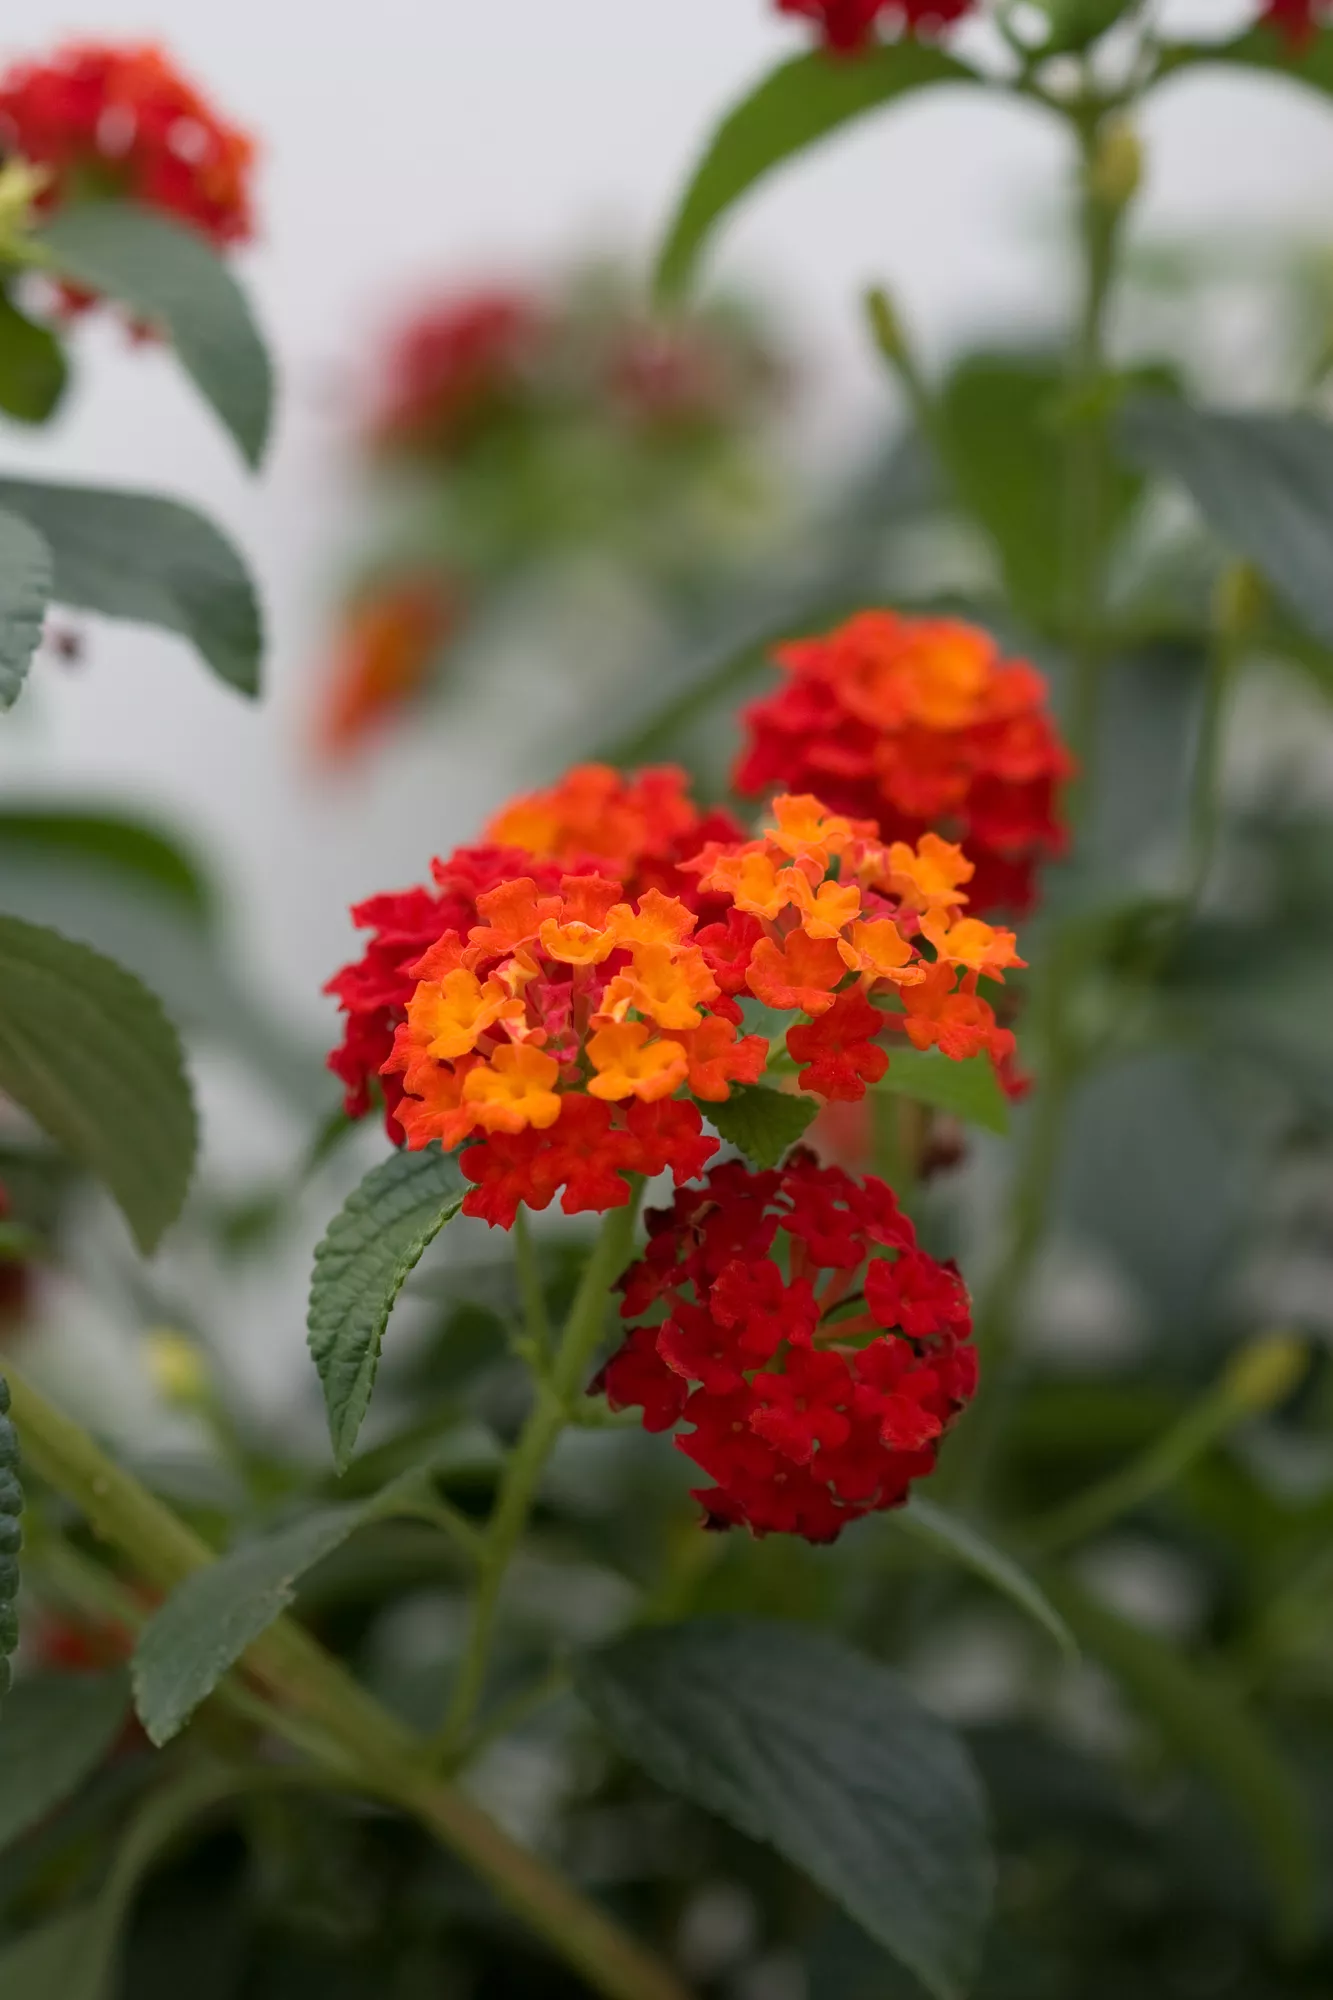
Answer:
[596, 1153, 976, 1541]
[776, 0, 974, 53]
[314, 576, 460, 763]
[735, 611, 1072, 914]
[325, 765, 742, 1140]
[368, 289, 542, 453]
[0, 41, 255, 250]
[1262, 0, 1324, 42]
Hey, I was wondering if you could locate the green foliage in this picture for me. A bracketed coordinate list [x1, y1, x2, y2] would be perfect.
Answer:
[133, 1507, 363, 1745]
[579, 1616, 992, 1999]
[0, 807, 216, 928]
[0, 507, 52, 710]
[1119, 397, 1333, 646]
[937, 353, 1157, 631]
[1038, 0, 1133, 54]
[1156, 24, 1333, 99]
[0, 288, 67, 425]
[654, 44, 977, 302]
[0, 1913, 99, 2000]
[0, 1378, 20, 1710]
[893, 1497, 1075, 1659]
[0, 1671, 130, 1849]
[0, 477, 262, 696]
[878, 1046, 1009, 1134]
[705, 1082, 817, 1168]
[1046, 1576, 1316, 1949]
[307, 1145, 467, 1471]
[0, 917, 197, 1253]
[38, 202, 272, 468]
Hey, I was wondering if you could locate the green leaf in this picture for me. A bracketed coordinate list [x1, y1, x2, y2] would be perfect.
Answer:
[0, 807, 215, 928]
[1046, 1575, 1315, 1948]
[0, 1377, 20, 1710]
[1039, 0, 1132, 54]
[307, 1145, 467, 1471]
[0, 1914, 98, 2000]
[0, 288, 68, 425]
[0, 508, 53, 711]
[132, 1507, 363, 1746]
[579, 1616, 992, 1999]
[878, 1046, 1009, 1135]
[0, 916, 197, 1253]
[0, 477, 261, 696]
[38, 201, 272, 467]
[893, 1498, 1075, 1659]
[1119, 397, 1333, 647]
[704, 1083, 818, 1169]
[654, 44, 977, 302]
[937, 354, 1157, 629]
[0, 1671, 130, 1849]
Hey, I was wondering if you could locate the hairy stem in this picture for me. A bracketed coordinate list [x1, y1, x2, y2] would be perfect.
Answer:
[435, 1189, 644, 1756]
[5, 1363, 689, 2000]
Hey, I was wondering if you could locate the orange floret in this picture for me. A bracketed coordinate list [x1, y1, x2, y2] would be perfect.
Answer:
[587, 1024, 690, 1103]
[920, 912, 1025, 980]
[887, 832, 974, 912]
[463, 1044, 562, 1133]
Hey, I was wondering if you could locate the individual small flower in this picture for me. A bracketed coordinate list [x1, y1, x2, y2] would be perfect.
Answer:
[0, 42, 255, 255]
[688, 791, 1023, 1098]
[595, 1152, 976, 1541]
[385, 874, 767, 1225]
[368, 288, 542, 453]
[776, 0, 975, 54]
[313, 576, 459, 762]
[735, 610, 1073, 914]
[324, 766, 743, 1139]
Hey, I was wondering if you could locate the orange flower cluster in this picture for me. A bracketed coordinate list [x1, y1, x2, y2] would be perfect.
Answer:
[0, 41, 254, 252]
[388, 875, 766, 1224]
[689, 794, 1023, 1099]
[736, 611, 1073, 915]
[325, 765, 742, 1142]
[314, 576, 460, 763]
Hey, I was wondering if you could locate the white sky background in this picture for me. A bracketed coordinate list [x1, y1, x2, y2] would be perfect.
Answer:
[2, 0, 1331, 1052]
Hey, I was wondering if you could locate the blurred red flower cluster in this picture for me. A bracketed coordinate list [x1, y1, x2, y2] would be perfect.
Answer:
[0, 40, 254, 249]
[776, 0, 974, 53]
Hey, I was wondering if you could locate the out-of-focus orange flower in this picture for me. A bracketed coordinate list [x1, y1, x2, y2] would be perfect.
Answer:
[314, 577, 459, 763]
[0, 42, 255, 253]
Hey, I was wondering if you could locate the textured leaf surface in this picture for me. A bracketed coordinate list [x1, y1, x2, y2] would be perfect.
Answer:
[655, 43, 975, 300]
[705, 1083, 817, 1169]
[39, 202, 272, 466]
[0, 477, 261, 695]
[0, 508, 53, 710]
[133, 1507, 362, 1746]
[308, 1144, 467, 1470]
[0, 917, 196, 1252]
[879, 1047, 1009, 1134]
[0, 289, 67, 425]
[1048, 1576, 1315, 1947]
[579, 1616, 992, 1998]
[894, 1498, 1075, 1659]
[1119, 398, 1333, 646]
[0, 1671, 129, 1849]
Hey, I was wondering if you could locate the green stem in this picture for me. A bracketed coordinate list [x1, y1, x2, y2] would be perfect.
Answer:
[4, 1363, 690, 2000]
[1186, 564, 1252, 903]
[1064, 111, 1125, 805]
[435, 1191, 643, 1757]
[1025, 1332, 1305, 1556]
[514, 1204, 552, 1367]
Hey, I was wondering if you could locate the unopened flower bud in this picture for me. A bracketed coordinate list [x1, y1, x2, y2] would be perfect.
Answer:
[1088, 116, 1143, 211]
[1222, 1332, 1306, 1416]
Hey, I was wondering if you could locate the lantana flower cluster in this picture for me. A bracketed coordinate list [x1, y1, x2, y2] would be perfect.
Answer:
[689, 792, 1022, 1096]
[325, 764, 743, 1141]
[596, 1153, 976, 1541]
[0, 41, 254, 252]
[776, 0, 974, 53]
[736, 610, 1072, 915]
